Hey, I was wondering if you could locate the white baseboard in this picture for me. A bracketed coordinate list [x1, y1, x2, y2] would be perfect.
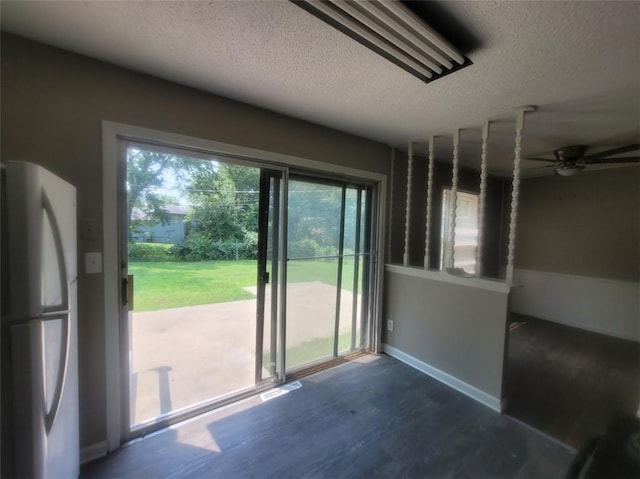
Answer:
[382, 344, 502, 413]
[512, 269, 639, 342]
[80, 440, 108, 465]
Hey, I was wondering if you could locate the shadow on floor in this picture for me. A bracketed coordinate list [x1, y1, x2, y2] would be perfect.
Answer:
[83, 355, 574, 479]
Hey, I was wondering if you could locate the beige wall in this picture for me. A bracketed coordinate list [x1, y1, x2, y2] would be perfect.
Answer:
[383, 269, 510, 403]
[1, 33, 390, 449]
[515, 167, 640, 282]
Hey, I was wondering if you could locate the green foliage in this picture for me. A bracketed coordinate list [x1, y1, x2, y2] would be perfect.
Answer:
[128, 242, 174, 262]
[187, 162, 260, 242]
[126, 151, 367, 278]
[170, 233, 257, 261]
[288, 181, 342, 249]
[286, 182, 366, 257]
[288, 239, 320, 258]
[126, 150, 262, 257]
[126, 148, 201, 238]
[127, 149, 173, 236]
[288, 239, 354, 259]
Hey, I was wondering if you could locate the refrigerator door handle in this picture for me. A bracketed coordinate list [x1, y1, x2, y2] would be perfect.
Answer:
[40, 190, 73, 434]
[43, 312, 71, 435]
[41, 191, 69, 314]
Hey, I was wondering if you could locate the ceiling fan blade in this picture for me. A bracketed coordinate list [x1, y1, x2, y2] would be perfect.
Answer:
[524, 157, 556, 163]
[582, 156, 640, 165]
[524, 164, 556, 170]
[582, 144, 640, 161]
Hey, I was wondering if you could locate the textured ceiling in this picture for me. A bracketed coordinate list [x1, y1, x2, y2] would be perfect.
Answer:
[2, 0, 639, 176]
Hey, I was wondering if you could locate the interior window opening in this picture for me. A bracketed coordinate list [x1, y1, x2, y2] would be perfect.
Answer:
[440, 189, 479, 275]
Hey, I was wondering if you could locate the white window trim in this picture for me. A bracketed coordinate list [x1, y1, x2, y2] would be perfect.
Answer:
[101, 121, 387, 451]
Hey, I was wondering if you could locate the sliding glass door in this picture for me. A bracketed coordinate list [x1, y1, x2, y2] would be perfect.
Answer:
[121, 143, 284, 434]
[285, 176, 371, 371]
[119, 143, 377, 439]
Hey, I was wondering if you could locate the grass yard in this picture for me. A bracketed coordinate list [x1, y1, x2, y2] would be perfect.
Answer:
[264, 331, 357, 371]
[130, 259, 361, 312]
[129, 260, 257, 312]
[287, 258, 361, 292]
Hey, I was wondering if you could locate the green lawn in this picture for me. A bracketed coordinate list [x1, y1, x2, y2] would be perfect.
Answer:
[131, 258, 364, 369]
[287, 259, 359, 291]
[129, 260, 257, 312]
[130, 259, 361, 312]
[264, 331, 357, 370]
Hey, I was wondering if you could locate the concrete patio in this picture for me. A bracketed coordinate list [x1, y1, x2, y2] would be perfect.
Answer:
[129, 281, 360, 425]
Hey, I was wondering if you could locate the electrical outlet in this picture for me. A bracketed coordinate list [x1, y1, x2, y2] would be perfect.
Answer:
[387, 319, 394, 331]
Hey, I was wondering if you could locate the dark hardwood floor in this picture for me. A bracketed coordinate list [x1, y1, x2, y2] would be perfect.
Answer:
[83, 355, 573, 479]
[504, 315, 640, 449]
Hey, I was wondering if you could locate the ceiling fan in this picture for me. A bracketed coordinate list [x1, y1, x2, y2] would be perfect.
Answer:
[525, 144, 640, 176]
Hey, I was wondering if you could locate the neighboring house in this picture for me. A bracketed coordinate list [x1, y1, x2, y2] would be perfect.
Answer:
[131, 204, 188, 244]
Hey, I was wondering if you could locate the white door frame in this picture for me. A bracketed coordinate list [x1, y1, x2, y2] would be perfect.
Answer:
[102, 120, 387, 452]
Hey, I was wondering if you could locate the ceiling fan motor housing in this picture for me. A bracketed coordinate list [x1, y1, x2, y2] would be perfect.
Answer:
[554, 145, 589, 162]
[555, 164, 585, 176]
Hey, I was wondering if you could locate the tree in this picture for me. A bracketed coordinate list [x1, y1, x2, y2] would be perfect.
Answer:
[186, 162, 260, 241]
[288, 180, 342, 248]
[126, 148, 205, 238]
[126, 149, 175, 239]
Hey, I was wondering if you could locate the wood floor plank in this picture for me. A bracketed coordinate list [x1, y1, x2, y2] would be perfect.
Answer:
[505, 315, 640, 449]
[83, 355, 574, 479]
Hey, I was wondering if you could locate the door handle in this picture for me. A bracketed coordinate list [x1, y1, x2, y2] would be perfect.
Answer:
[124, 275, 134, 311]
[122, 275, 134, 311]
[122, 277, 127, 306]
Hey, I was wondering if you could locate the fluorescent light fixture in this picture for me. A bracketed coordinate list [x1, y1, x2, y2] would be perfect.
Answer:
[292, 0, 471, 83]
[305, 0, 435, 78]
[331, 0, 443, 74]
[374, 0, 465, 65]
[555, 165, 584, 176]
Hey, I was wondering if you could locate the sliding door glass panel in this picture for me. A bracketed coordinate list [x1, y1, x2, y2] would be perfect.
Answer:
[286, 258, 340, 368]
[286, 180, 342, 370]
[286, 179, 372, 369]
[125, 145, 273, 429]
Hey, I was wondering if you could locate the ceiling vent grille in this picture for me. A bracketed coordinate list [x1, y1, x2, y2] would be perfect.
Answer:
[292, 0, 471, 83]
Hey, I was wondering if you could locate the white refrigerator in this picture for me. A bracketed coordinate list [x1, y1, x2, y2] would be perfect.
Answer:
[1, 161, 79, 478]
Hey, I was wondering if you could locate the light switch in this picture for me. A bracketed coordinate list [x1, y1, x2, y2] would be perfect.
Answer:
[85, 252, 102, 274]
